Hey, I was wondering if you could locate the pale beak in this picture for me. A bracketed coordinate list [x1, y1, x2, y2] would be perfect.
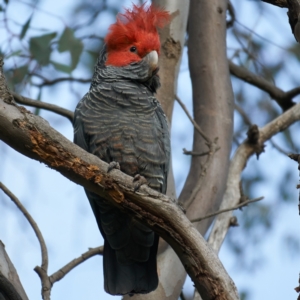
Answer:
[144, 50, 158, 71]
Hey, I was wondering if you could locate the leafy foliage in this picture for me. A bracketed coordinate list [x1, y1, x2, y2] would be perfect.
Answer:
[29, 32, 57, 66]
[57, 27, 83, 71]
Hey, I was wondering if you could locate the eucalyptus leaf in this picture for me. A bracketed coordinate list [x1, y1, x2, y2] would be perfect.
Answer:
[29, 32, 57, 66]
[20, 15, 32, 40]
[58, 27, 83, 70]
[51, 61, 72, 74]
[12, 65, 28, 85]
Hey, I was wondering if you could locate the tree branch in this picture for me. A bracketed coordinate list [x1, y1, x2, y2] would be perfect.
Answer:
[0, 68, 238, 300]
[190, 196, 264, 223]
[175, 94, 211, 144]
[0, 182, 50, 300]
[261, 0, 288, 8]
[207, 101, 300, 253]
[12, 92, 74, 123]
[30, 74, 90, 87]
[183, 148, 211, 157]
[0, 241, 29, 300]
[261, 0, 300, 42]
[229, 60, 296, 111]
[227, 1, 235, 28]
[182, 0, 234, 241]
[0, 183, 48, 272]
[49, 246, 103, 284]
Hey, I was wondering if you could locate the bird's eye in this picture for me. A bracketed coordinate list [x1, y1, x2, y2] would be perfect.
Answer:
[130, 46, 137, 52]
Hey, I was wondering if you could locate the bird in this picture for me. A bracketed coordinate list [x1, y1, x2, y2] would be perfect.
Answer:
[73, 3, 171, 296]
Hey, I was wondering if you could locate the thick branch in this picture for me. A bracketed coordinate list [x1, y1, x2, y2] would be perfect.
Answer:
[182, 0, 234, 238]
[208, 102, 300, 252]
[12, 92, 74, 123]
[0, 91, 238, 300]
[229, 61, 296, 111]
[0, 241, 29, 300]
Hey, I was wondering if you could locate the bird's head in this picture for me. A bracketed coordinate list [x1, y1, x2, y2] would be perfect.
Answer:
[104, 3, 170, 73]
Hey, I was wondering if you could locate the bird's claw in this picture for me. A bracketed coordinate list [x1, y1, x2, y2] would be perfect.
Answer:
[107, 161, 120, 173]
[133, 174, 147, 192]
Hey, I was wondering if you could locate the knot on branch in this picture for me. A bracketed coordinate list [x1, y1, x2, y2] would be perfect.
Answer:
[229, 216, 239, 227]
[246, 125, 265, 159]
[162, 37, 181, 60]
[288, 153, 300, 171]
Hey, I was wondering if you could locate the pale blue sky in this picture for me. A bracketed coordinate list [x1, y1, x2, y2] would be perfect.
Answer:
[1, 0, 300, 299]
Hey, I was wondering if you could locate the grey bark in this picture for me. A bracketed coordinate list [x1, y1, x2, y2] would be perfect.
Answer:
[208, 102, 300, 252]
[0, 241, 29, 300]
[183, 0, 234, 233]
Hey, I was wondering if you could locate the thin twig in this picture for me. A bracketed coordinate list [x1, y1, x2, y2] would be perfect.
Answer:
[190, 196, 264, 223]
[227, 1, 235, 28]
[0, 182, 48, 271]
[12, 92, 74, 123]
[49, 246, 103, 284]
[175, 96, 220, 209]
[183, 138, 220, 209]
[31, 74, 90, 87]
[234, 103, 252, 126]
[175, 94, 211, 144]
[229, 60, 297, 111]
[0, 182, 51, 300]
[183, 148, 211, 157]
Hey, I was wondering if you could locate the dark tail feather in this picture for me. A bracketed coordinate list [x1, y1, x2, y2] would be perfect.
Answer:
[103, 235, 159, 295]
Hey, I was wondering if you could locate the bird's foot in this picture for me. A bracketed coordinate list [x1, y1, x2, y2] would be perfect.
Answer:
[107, 161, 120, 173]
[133, 174, 147, 192]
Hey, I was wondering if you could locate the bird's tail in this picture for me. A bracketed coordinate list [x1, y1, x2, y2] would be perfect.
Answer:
[103, 235, 159, 295]
[85, 190, 159, 295]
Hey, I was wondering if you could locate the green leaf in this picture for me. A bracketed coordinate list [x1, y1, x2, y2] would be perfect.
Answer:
[6, 50, 22, 59]
[4, 0, 8, 4]
[58, 27, 83, 70]
[58, 27, 73, 53]
[12, 65, 28, 85]
[51, 61, 72, 74]
[29, 32, 57, 66]
[20, 15, 32, 40]
[70, 43, 83, 70]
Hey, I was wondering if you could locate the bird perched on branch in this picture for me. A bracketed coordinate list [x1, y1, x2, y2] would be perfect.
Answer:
[73, 3, 170, 296]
